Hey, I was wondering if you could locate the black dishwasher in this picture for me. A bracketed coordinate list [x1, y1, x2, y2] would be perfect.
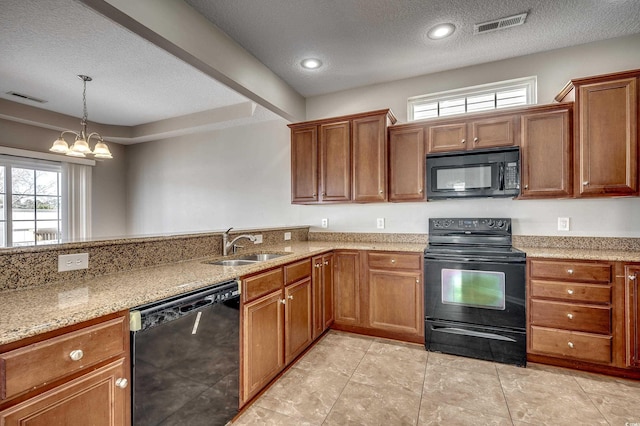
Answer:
[130, 280, 240, 426]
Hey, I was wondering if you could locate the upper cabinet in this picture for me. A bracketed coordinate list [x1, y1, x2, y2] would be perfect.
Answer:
[289, 109, 396, 204]
[556, 70, 639, 198]
[519, 103, 573, 199]
[426, 113, 518, 153]
[388, 125, 426, 202]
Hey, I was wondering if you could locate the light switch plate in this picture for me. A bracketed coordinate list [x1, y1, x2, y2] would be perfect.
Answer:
[557, 217, 570, 231]
[376, 218, 385, 229]
[321, 218, 328, 228]
[284, 232, 291, 241]
[58, 253, 89, 272]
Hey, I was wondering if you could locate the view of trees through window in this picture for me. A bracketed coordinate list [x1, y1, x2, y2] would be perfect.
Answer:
[0, 161, 62, 247]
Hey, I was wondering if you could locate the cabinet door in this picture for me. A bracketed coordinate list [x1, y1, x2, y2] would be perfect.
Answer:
[389, 126, 426, 202]
[322, 254, 335, 331]
[285, 278, 313, 364]
[291, 125, 318, 203]
[427, 122, 467, 153]
[470, 115, 517, 149]
[576, 78, 638, 197]
[368, 269, 422, 336]
[352, 115, 387, 202]
[241, 291, 284, 405]
[626, 266, 640, 368]
[333, 251, 361, 326]
[0, 358, 129, 426]
[311, 256, 324, 340]
[520, 108, 572, 198]
[320, 121, 351, 202]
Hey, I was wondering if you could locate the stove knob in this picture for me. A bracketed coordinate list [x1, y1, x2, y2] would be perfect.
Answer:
[497, 220, 504, 228]
[487, 219, 495, 227]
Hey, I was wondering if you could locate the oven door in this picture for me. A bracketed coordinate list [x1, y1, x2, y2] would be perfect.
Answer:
[424, 257, 525, 330]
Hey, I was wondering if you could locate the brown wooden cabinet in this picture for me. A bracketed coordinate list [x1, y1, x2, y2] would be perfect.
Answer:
[519, 104, 573, 199]
[333, 250, 362, 326]
[284, 278, 313, 365]
[426, 113, 518, 153]
[556, 70, 639, 197]
[312, 253, 334, 339]
[388, 125, 426, 202]
[528, 258, 614, 367]
[367, 252, 423, 338]
[0, 312, 130, 425]
[625, 265, 640, 368]
[289, 109, 396, 204]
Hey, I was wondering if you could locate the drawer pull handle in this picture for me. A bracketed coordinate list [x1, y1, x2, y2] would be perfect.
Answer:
[567, 289, 574, 295]
[567, 269, 574, 275]
[567, 342, 574, 349]
[115, 378, 128, 389]
[567, 313, 574, 320]
[69, 350, 84, 361]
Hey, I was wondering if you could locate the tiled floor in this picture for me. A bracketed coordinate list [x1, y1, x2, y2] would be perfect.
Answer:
[233, 331, 640, 425]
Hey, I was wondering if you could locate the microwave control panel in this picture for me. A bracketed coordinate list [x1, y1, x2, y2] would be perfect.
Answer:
[504, 162, 519, 190]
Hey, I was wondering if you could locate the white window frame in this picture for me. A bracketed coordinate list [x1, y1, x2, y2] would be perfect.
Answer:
[407, 76, 537, 121]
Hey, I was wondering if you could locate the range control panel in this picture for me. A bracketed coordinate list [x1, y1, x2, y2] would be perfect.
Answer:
[430, 218, 511, 231]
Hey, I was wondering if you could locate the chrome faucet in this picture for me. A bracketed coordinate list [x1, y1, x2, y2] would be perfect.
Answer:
[222, 227, 256, 256]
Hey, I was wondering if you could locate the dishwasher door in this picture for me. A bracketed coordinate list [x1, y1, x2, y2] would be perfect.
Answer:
[130, 281, 239, 426]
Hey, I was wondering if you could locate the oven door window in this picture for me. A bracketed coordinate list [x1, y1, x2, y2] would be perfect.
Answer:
[441, 269, 505, 310]
[435, 165, 493, 191]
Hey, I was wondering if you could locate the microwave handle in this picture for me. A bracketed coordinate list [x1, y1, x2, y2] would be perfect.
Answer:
[498, 163, 505, 190]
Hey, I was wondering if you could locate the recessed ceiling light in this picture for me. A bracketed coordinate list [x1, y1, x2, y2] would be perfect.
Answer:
[301, 58, 323, 70]
[427, 23, 456, 40]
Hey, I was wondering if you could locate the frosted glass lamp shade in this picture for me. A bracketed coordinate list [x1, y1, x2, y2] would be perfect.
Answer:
[50, 137, 70, 153]
[93, 141, 113, 159]
[70, 138, 91, 154]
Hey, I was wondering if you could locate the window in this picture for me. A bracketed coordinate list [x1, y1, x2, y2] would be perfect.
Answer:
[0, 156, 62, 247]
[408, 76, 537, 121]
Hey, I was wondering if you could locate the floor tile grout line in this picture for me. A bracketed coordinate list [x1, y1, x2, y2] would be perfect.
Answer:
[495, 365, 516, 426]
[415, 350, 430, 425]
[319, 334, 373, 425]
[571, 375, 614, 426]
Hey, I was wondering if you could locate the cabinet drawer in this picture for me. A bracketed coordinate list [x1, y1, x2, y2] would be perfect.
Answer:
[284, 258, 311, 285]
[529, 260, 611, 283]
[368, 252, 421, 270]
[1, 316, 127, 401]
[530, 326, 612, 364]
[530, 280, 611, 304]
[243, 268, 284, 301]
[530, 300, 610, 334]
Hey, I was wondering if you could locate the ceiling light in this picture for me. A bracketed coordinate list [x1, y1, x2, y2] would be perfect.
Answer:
[301, 58, 323, 70]
[427, 23, 456, 40]
[50, 75, 113, 159]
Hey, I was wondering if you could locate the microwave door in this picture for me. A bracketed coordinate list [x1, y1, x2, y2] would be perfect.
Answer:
[431, 163, 499, 197]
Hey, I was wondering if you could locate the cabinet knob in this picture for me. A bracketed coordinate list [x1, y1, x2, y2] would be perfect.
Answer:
[312, 193, 317, 197]
[567, 269, 574, 275]
[567, 313, 574, 320]
[280, 299, 286, 305]
[379, 189, 383, 194]
[416, 278, 420, 284]
[315, 263, 321, 268]
[524, 184, 529, 189]
[567, 341, 574, 349]
[115, 378, 128, 389]
[473, 137, 479, 144]
[630, 275, 637, 281]
[391, 259, 396, 263]
[69, 349, 84, 361]
[324, 260, 329, 265]
[567, 289, 574, 295]
[583, 181, 589, 186]
[461, 139, 466, 144]
[321, 192, 326, 196]
[288, 295, 294, 300]
[418, 188, 423, 194]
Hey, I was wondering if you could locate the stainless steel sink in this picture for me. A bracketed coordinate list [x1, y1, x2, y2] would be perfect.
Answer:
[204, 252, 287, 266]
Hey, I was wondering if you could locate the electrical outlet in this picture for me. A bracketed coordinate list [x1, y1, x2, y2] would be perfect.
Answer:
[376, 218, 385, 229]
[253, 234, 263, 244]
[284, 232, 291, 241]
[557, 217, 570, 231]
[58, 253, 89, 272]
[321, 218, 328, 228]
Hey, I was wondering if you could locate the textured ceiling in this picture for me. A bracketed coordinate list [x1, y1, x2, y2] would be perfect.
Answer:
[185, 0, 640, 96]
[0, 0, 639, 132]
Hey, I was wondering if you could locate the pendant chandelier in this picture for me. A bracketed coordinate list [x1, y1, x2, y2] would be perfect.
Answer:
[50, 75, 113, 159]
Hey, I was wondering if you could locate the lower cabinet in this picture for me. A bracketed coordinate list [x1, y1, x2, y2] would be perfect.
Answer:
[240, 256, 328, 406]
[625, 264, 640, 368]
[0, 312, 131, 425]
[312, 253, 334, 339]
[333, 250, 424, 343]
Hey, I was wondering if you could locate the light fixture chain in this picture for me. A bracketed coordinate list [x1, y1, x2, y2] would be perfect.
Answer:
[82, 78, 88, 122]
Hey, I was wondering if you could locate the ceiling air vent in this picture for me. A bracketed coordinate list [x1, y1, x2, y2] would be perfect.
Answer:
[474, 12, 528, 35]
[5, 91, 47, 104]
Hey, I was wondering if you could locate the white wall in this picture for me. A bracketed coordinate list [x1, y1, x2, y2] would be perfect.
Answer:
[126, 34, 640, 238]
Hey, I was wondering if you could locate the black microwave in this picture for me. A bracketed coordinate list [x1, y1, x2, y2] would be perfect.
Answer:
[426, 147, 520, 200]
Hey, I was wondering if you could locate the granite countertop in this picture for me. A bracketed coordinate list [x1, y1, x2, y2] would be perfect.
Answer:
[0, 241, 426, 346]
[518, 247, 640, 262]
